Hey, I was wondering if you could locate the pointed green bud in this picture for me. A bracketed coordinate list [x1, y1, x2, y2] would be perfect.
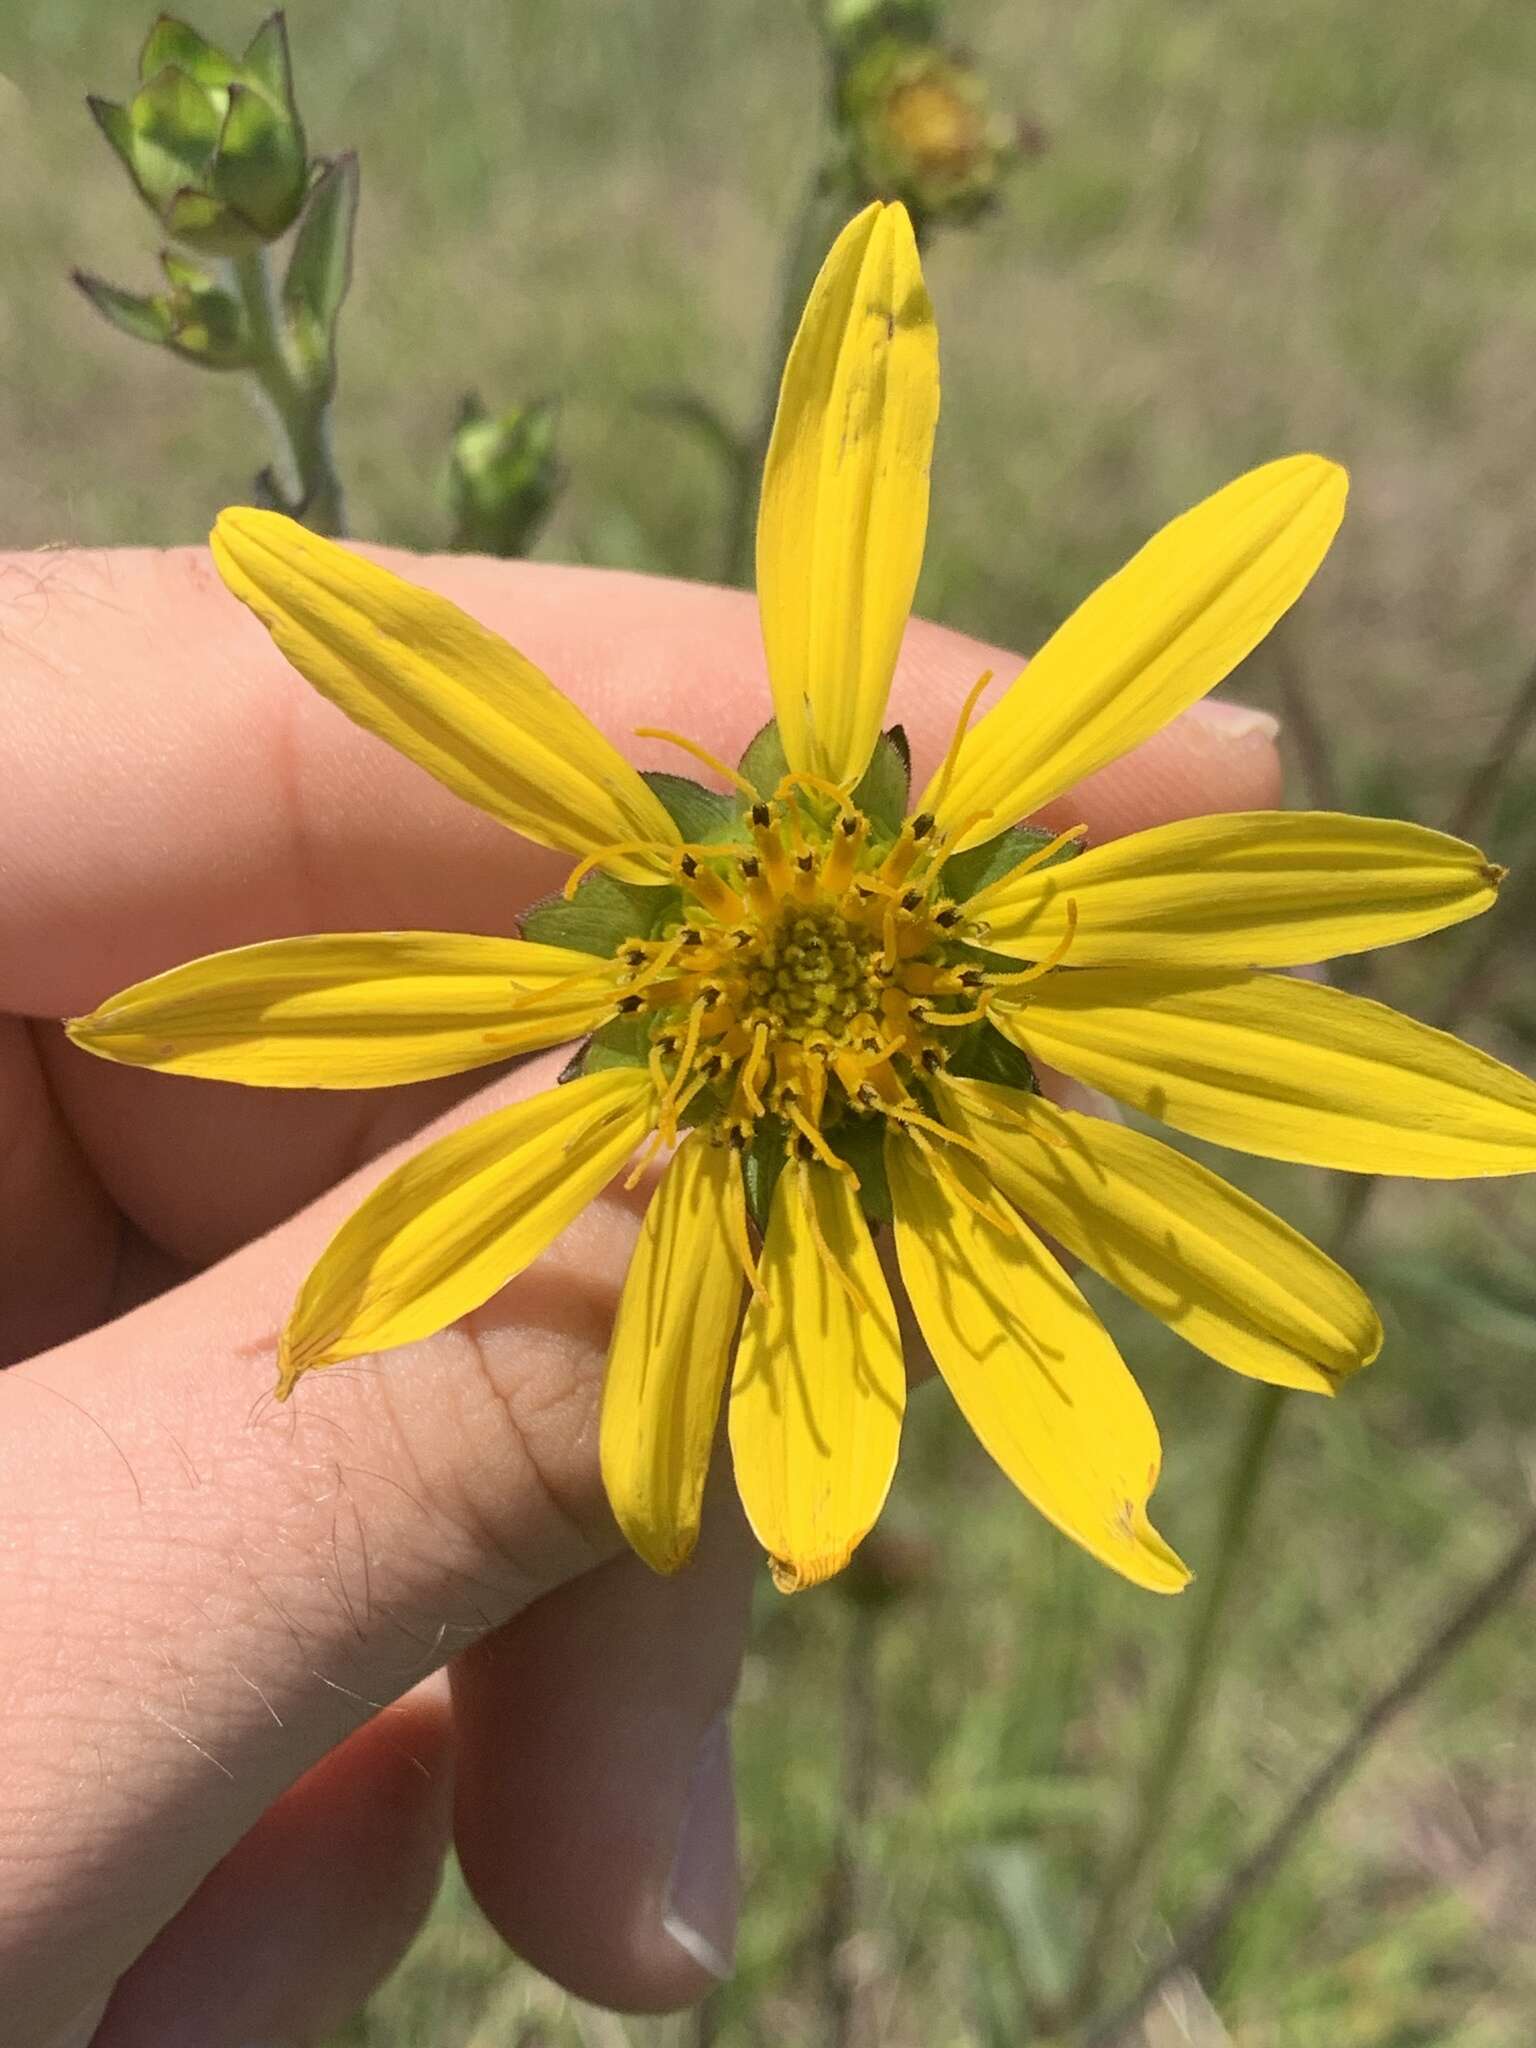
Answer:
[89, 11, 311, 254]
[446, 396, 562, 559]
[838, 37, 1019, 225]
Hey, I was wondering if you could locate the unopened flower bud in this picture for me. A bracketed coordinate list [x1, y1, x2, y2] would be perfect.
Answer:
[87, 12, 311, 257]
[446, 396, 562, 559]
[840, 39, 1016, 225]
[74, 248, 253, 369]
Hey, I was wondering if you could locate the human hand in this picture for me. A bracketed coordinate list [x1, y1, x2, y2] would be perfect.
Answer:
[0, 542, 1281, 2048]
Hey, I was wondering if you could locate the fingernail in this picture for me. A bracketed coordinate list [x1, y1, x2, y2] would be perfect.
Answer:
[1186, 698, 1281, 743]
[662, 1711, 739, 1981]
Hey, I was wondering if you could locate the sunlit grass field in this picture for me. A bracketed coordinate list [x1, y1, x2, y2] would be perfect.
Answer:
[6, 2, 1536, 2039]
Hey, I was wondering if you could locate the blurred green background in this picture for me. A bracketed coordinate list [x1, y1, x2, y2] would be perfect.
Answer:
[6, 2, 1536, 2041]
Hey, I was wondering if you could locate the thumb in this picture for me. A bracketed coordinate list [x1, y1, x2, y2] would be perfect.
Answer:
[0, 1049, 632, 2043]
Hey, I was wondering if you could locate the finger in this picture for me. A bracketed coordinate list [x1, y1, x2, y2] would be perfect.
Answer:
[1, 549, 1281, 1018]
[92, 1679, 453, 2048]
[0, 1052, 652, 2045]
[452, 1477, 755, 2011]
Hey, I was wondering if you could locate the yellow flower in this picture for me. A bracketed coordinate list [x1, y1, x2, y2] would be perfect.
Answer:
[68, 203, 1536, 1595]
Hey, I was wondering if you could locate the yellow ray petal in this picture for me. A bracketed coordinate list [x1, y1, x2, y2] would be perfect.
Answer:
[211, 509, 679, 883]
[280, 1066, 655, 1390]
[886, 1132, 1188, 1593]
[969, 811, 1501, 968]
[922, 456, 1347, 848]
[756, 201, 939, 788]
[1001, 967, 1536, 1177]
[600, 1137, 744, 1574]
[728, 1160, 904, 1591]
[66, 932, 619, 1086]
[935, 1077, 1381, 1393]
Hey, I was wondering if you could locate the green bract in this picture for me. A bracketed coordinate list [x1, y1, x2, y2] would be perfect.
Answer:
[74, 249, 253, 369]
[87, 12, 310, 256]
[839, 36, 1015, 226]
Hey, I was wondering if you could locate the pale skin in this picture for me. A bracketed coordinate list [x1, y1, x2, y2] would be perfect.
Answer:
[0, 543, 1282, 2047]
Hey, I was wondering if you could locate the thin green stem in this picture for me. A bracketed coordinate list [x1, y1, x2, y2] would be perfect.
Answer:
[230, 247, 346, 535]
[1066, 1380, 1286, 2021]
[720, 172, 848, 588]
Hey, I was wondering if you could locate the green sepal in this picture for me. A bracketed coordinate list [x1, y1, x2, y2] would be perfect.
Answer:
[940, 822, 1084, 904]
[640, 771, 742, 846]
[519, 872, 678, 957]
[163, 186, 244, 250]
[743, 1120, 788, 1234]
[216, 78, 308, 237]
[139, 16, 229, 87]
[559, 1011, 653, 1083]
[133, 64, 224, 186]
[850, 725, 911, 836]
[736, 718, 790, 800]
[72, 270, 174, 348]
[940, 1019, 1041, 1093]
[282, 151, 357, 383]
[828, 1115, 894, 1223]
[87, 96, 143, 188]
[241, 13, 297, 112]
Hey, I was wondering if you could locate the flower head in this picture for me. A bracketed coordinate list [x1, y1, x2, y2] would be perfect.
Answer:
[88, 13, 311, 256]
[69, 204, 1536, 1595]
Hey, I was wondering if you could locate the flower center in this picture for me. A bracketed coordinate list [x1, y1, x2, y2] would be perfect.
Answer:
[610, 783, 994, 1171]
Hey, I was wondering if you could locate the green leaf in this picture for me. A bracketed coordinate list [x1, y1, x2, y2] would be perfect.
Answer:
[828, 1115, 893, 1223]
[850, 724, 911, 834]
[941, 1020, 1040, 1092]
[940, 822, 1084, 904]
[743, 1120, 788, 1234]
[281, 151, 357, 380]
[519, 873, 677, 957]
[640, 771, 741, 846]
[736, 718, 790, 800]
[71, 270, 173, 348]
[241, 12, 297, 112]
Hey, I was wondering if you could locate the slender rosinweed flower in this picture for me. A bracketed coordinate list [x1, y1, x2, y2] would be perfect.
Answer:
[70, 203, 1536, 1593]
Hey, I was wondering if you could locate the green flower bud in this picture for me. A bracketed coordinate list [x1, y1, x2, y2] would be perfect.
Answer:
[839, 38, 1017, 225]
[87, 12, 311, 256]
[74, 248, 253, 369]
[446, 396, 562, 559]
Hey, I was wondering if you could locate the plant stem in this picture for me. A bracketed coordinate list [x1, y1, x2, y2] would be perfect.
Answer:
[1085, 1509, 1536, 2047]
[230, 247, 346, 535]
[720, 172, 847, 588]
[1065, 1379, 1286, 2021]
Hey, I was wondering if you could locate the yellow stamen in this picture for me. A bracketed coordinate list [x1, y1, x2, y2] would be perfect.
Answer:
[930, 667, 995, 815]
[633, 726, 757, 797]
[797, 1161, 870, 1315]
[787, 1104, 856, 1181]
[561, 839, 672, 900]
[923, 994, 994, 1028]
[985, 898, 1081, 984]
[882, 1099, 988, 1156]
[1007, 824, 1087, 883]
[907, 1124, 1020, 1237]
[725, 1146, 766, 1302]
